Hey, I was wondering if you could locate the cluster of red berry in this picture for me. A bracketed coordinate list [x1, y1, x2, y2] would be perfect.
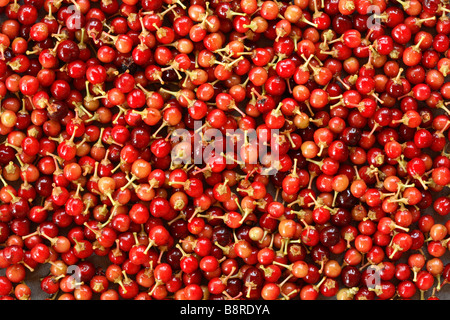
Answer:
[0, 0, 450, 301]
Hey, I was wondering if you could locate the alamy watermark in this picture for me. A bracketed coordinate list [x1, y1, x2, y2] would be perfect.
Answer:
[366, 5, 382, 29]
[168, 121, 282, 176]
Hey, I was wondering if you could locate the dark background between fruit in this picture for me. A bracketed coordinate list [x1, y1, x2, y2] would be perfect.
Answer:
[1, 0, 450, 301]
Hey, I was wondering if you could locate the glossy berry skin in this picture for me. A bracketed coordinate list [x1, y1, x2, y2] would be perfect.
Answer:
[0, 0, 450, 304]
